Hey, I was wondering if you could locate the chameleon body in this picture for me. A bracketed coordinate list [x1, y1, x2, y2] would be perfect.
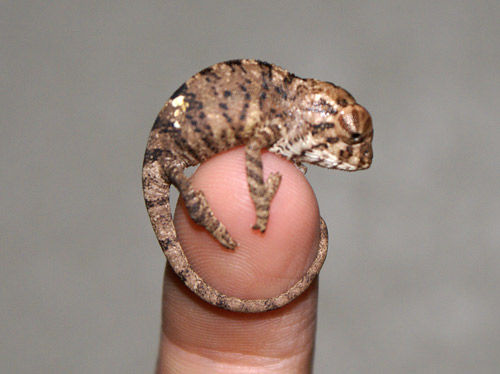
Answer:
[143, 59, 373, 312]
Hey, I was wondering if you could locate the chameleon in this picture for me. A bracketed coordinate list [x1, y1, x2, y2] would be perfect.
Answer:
[142, 59, 373, 313]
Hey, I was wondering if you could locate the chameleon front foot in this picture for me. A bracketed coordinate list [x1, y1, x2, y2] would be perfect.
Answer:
[251, 172, 282, 232]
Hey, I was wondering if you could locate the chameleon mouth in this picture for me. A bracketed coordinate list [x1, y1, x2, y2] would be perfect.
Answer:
[301, 140, 373, 171]
[309, 151, 372, 171]
[339, 143, 373, 171]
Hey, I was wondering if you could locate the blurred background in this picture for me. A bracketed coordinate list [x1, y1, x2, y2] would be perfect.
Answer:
[2, 1, 499, 372]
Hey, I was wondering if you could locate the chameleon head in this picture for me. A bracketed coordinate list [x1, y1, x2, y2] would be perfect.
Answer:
[293, 82, 373, 171]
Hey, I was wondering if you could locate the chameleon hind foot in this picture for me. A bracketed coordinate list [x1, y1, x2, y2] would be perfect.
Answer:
[251, 172, 282, 232]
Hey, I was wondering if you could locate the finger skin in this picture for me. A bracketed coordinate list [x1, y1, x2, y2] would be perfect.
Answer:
[157, 147, 322, 373]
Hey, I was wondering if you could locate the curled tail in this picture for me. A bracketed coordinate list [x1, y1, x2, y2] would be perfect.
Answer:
[142, 144, 329, 313]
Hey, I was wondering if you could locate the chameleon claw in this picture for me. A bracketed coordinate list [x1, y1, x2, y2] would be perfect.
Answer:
[212, 224, 238, 249]
[221, 235, 237, 250]
[252, 218, 268, 232]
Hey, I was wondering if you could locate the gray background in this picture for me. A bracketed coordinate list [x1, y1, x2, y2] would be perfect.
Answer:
[2, 1, 499, 373]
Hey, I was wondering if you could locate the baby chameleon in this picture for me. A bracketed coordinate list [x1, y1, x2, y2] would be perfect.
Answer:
[143, 59, 373, 312]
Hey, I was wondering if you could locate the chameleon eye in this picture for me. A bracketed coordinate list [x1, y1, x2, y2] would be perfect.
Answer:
[338, 128, 362, 144]
[337, 105, 372, 144]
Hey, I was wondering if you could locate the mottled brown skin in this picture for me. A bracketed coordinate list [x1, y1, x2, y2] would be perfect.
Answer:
[143, 59, 373, 312]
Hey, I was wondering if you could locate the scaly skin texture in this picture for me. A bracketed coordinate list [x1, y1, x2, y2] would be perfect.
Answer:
[143, 59, 373, 312]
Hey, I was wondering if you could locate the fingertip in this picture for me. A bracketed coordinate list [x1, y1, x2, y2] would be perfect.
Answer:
[159, 147, 323, 369]
[174, 147, 321, 300]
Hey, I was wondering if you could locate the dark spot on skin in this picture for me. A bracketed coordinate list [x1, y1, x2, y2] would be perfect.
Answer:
[224, 59, 242, 66]
[261, 62, 273, 81]
[244, 92, 251, 101]
[143, 148, 165, 163]
[274, 85, 287, 100]
[159, 238, 173, 250]
[283, 73, 295, 85]
[260, 129, 273, 144]
[219, 103, 228, 110]
[246, 167, 262, 183]
[190, 120, 198, 127]
[239, 84, 247, 92]
[177, 269, 187, 282]
[313, 122, 335, 129]
[264, 299, 277, 309]
[216, 298, 228, 308]
[261, 71, 270, 90]
[233, 129, 242, 141]
[199, 67, 221, 81]
[224, 90, 231, 97]
[224, 59, 248, 74]
[317, 99, 336, 114]
[199, 111, 206, 119]
[245, 152, 263, 169]
[337, 98, 348, 107]
[326, 137, 339, 143]
[145, 199, 165, 209]
[159, 121, 181, 134]
[174, 137, 199, 161]
[245, 78, 252, 84]
[269, 124, 281, 138]
[259, 92, 266, 109]
[257, 60, 273, 69]
[201, 135, 220, 154]
[311, 143, 327, 150]
[240, 103, 248, 120]
[224, 60, 242, 71]
[299, 148, 309, 157]
[169, 83, 188, 100]
[186, 98, 203, 110]
[222, 112, 232, 123]
[185, 114, 193, 120]
[199, 66, 213, 76]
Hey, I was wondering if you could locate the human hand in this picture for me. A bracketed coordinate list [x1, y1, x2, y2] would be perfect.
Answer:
[156, 147, 322, 373]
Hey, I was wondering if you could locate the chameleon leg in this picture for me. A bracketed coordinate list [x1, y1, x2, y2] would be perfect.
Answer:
[245, 139, 282, 232]
[165, 165, 237, 249]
